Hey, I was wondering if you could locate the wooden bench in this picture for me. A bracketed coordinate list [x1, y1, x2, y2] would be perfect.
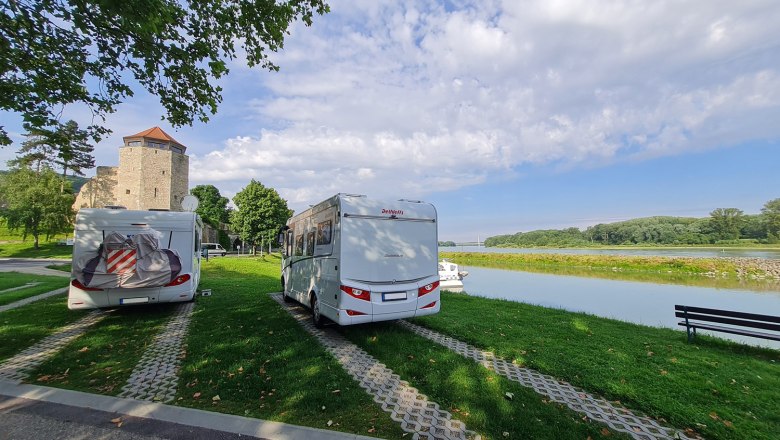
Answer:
[674, 305, 780, 342]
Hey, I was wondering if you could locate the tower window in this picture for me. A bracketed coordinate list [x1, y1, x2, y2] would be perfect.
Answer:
[162, 170, 165, 175]
[125, 189, 130, 194]
[154, 188, 158, 198]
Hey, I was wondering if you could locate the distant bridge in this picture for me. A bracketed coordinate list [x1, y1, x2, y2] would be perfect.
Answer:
[452, 242, 483, 247]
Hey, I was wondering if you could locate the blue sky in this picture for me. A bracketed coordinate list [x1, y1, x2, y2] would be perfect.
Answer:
[2, 0, 779, 242]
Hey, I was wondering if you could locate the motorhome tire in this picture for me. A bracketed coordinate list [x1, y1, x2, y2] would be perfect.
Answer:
[282, 278, 292, 303]
[311, 294, 325, 328]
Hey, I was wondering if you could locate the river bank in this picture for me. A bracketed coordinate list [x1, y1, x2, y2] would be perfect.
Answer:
[440, 251, 780, 283]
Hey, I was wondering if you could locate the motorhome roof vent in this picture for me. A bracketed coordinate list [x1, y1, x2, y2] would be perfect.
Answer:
[105, 205, 127, 209]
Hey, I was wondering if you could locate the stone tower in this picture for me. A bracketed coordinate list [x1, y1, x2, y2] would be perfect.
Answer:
[115, 127, 189, 211]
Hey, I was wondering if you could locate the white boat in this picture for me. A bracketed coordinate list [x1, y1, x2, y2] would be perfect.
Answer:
[439, 259, 468, 291]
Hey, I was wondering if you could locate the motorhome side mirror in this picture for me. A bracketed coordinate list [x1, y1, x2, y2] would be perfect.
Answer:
[277, 233, 284, 246]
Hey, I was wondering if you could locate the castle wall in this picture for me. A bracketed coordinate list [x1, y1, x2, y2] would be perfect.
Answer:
[73, 166, 118, 209]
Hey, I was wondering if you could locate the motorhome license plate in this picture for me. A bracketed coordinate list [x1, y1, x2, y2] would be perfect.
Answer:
[120, 297, 149, 305]
[382, 292, 407, 301]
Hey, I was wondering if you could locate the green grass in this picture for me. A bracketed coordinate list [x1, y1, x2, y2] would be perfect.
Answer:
[29, 304, 177, 395]
[413, 292, 780, 440]
[175, 256, 406, 438]
[46, 263, 72, 272]
[0, 295, 89, 363]
[341, 323, 628, 440]
[0, 224, 73, 259]
[0, 272, 69, 306]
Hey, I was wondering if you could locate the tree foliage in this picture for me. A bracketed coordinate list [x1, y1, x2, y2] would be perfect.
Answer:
[708, 208, 744, 241]
[762, 198, 780, 240]
[190, 184, 230, 227]
[0, 167, 75, 248]
[8, 121, 95, 177]
[0, 0, 330, 145]
[485, 199, 780, 247]
[230, 180, 291, 252]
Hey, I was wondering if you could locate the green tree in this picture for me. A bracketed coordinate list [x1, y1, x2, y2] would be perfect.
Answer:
[190, 184, 230, 227]
[7, 126, 56, 171]
[0, 168, 75, 249]
[0, 0, 330, 145]
[230, 180, 291, 254]
[8, 121, 95, 178]
[761, 198, 780, 240]
[709, 208, 744, 241]
[51, 121, 95, 178]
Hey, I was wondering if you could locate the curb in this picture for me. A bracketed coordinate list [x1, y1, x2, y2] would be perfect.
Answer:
[0, 381, 380, 440]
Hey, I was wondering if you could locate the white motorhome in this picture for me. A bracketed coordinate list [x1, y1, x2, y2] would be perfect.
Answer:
[68, 208, 203, 310]
[280, 194, 440, 327]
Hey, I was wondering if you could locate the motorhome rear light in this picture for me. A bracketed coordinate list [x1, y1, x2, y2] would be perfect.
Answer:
[166, 274, 191, 287]
[346, 309, 367, 316]
[71, 279, 103, 291]
[418, 281, 439, 296]
[421, 301, 437, 309]
[340, 285, 370, 301]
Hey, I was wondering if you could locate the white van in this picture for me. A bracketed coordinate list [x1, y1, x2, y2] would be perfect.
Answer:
[202, 243, 226, 257]
[280, 194, 440, 327]
[68, 208, 203, 309]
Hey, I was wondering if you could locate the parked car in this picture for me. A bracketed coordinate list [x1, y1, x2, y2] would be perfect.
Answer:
[202, 243, 227, 257]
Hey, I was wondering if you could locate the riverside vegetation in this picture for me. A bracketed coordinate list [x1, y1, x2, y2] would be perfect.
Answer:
[441, 251, 780, 290]
[484, 198, 780, 247]
[1, 257, 775, 439]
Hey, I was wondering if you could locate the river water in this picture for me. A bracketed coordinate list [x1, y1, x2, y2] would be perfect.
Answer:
[455, 266, 780, 350]
[450, 245, 780, 259]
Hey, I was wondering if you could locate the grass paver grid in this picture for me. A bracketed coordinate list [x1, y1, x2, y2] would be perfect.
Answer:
[272, 294, 480, 440]
[0, 287, 68, 313]
[119, 301, 195, 403]
[0, 310, 106, 383]
[399, 320, 694, 440]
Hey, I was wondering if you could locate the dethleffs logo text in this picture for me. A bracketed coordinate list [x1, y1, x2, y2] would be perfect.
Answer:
[382, 209, 404, 215]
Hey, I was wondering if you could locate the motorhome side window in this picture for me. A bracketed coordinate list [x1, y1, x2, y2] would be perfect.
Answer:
[294, 234, 304, 256]
[286, 230, 293, 256]
[306, 230, 315, 256]
[316, 220, 332, 245]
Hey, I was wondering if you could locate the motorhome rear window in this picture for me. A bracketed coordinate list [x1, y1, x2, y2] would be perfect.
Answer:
[316, 220, 332, 245]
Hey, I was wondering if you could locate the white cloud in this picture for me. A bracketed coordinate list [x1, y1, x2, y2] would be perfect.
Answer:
[188, 0, 780, 212]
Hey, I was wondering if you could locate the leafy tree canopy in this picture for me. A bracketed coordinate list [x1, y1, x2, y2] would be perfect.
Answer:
[709, 207, 744, 241]
[0, 167, 75, 248]
[0, 0, 330, 145]
[230, 179, 291, 250]
[8, 120, 95, 177]
[190, 184, 230, 227]
[762, 198, 780, 239]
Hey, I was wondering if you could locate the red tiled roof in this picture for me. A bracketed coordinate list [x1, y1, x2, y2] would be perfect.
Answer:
[123, 126, 183, 145]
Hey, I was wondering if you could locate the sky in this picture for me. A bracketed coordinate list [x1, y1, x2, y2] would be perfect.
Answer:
[2, 0, 780, 242]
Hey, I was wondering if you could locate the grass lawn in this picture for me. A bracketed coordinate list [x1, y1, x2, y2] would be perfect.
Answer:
[176, 256, 407, 438]
[29, 304, 177, 395]
[0, 224, 73, 259]
[0, 295, 89, 363]
[413, 292, 780, 440]
[0, 272, 69, 306]
[6, 256, 777, 439]
[341, 322, 628, 440]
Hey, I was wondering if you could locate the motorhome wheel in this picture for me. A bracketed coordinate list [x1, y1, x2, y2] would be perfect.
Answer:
[311, 294, 324, 328]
